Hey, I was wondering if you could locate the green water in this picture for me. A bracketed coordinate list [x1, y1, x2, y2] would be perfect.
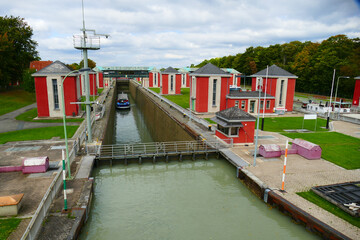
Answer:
[79, 92, 318, 239]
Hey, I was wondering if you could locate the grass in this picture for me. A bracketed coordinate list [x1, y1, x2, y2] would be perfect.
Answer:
[262, 117, 328, 132]
[15, 108, 83, 123]
[0, 126, 79, 144]
[149, 87, 190, 109]
[204, 118, 217, 124]
[149, 87, 160, 94]
[297, 191, 360, 228]
[0, 218, 22, 239]
[98, 88, 104, 95]
[80, 95, 99, 111]
[0, 89, 36, 116]
[281, 132, 360, 169]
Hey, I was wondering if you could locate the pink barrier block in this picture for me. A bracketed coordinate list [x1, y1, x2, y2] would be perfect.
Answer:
[281, 149, 298, 155]
[0, 166, 23, 173]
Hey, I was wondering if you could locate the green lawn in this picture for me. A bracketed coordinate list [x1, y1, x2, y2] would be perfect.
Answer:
[149, 87, 160, 94]
[149, 87, 190, 109]
[204, 118, 217, 124]
[0, 89, 36, 116]
[0, 126, 79, 144]
[15, 108, 83, 123]
[0, 218, 22, 239]
[282, 132, 360, 169]
[297, 191, 360, 228]
[262, 117, 328, 132]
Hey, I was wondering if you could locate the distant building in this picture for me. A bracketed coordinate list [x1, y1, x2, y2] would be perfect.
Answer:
[160, 67, 181, 95]
[250, 65, 297, 112]
[178, 68, 190, 88]
[189, 63, 231, 113]
[353, 76, 360, 107]
[149, 68, 160, 87]
[32, 61, 81, 117]
[29, 61, 53, 72]
[222, 68, 242, 87]
[226, 89, 276, 114]
[211, 106, 256, 144]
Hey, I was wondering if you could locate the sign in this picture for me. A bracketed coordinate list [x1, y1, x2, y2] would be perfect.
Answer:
[304, 114, 317, 120]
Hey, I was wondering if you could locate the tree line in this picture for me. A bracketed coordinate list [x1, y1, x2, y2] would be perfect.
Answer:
[191, 35, 360, 99]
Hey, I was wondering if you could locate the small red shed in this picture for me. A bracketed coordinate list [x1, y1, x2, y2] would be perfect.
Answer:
[160, 67, 181, 95]
[353, 76, 360, 107]
[250, 65, 297, 112]
[291, 138, 322, 160]
[149, 68, 160, 87]
[211, 106, 256, 144]
[32, 61, 81, 117]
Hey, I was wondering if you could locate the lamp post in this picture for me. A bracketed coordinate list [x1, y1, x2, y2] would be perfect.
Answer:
[334, 76, 350, 104]
[326, 69, 336, 129]
[60, 68, 90, 178]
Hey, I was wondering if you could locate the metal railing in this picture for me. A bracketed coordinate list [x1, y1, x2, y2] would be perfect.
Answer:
[94, 140, 229, 160]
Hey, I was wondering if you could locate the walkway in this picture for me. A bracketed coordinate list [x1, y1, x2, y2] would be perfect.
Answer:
[0, 103, 80, 133]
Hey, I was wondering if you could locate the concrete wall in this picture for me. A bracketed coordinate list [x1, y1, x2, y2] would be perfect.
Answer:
[100, 87, 117, 145]
[129, 81, 194, 142]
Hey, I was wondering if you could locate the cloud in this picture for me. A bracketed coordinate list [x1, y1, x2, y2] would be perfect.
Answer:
[1, 0, 359, 67]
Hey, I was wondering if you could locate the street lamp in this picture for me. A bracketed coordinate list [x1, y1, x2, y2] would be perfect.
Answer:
[326, 69, 336, 129]
[334, 76, 350, 104]
[60, 68, 90, 178]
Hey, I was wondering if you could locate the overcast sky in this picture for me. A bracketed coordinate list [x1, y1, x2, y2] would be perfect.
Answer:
[2, 0, 360, 68]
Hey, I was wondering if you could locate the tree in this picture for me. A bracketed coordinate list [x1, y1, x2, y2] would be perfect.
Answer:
[80, 58, 96, 69]
[0, 16, 38, 88]
[68, 63, 80, 70]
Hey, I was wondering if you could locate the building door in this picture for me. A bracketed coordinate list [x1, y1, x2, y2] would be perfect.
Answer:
[250, 100, 255, 113]
[192, 99, 196, 110]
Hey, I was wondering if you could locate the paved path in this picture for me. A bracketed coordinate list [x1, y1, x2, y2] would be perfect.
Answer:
[0, 103, 80, 133]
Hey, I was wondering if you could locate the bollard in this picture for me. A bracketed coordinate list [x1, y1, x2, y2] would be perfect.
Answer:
[208, 125, 212, 131]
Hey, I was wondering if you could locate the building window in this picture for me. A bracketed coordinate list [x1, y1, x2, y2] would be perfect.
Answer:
[52, 79, 59, 110]
[235, 101, 239, 108]
[266, 100, 270, 109]
[279, 80, 285, 105]
[212, 79, 217, 106]
[241, 101, 246, 110]
[218, 124, 238, 137]
[250, 100, 255, 113]
[171, 75, 174, 91]
[182, 75, 185, 85]
[154, 74, 157, 85]
[260, 100, 264, 110]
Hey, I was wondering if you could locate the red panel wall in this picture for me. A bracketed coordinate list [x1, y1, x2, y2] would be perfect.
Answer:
[186, 74, 190, 87]
[285, 78, 296, 111]
[149, 72, 154, 87]
[89, 74, 97, 96]
[35, 77, 49, 117]
[251, 77, 277, 97]
[196, 77, 209, 112]
[161, 74, 169, 94]
[176, 74, 181, 94]
[63, 76, 79, 116]
[98, 72, 104, 88]
[220, 77, 230, 111]
[353, 79, 360, 106]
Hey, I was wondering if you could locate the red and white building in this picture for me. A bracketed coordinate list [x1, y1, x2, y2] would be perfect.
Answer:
[32, 61, 81, 117]
[189, 63, 232, 113]
[353, 76, 360, 107]
[222, 68, 242, 87]
[225, 89, 276, 114]
[211, 107, 256, 144]
[80, 70, 97, 96]
[250, 65, 297, 112]
[160, 67, 181, 95]
[149, 68, 160, 87]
